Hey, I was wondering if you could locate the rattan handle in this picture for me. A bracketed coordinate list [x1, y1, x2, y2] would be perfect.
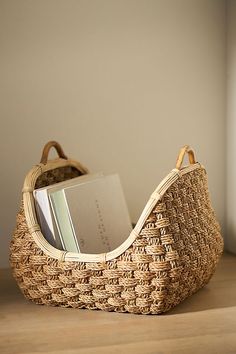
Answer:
[175, 145, 196, 170]
[40, 141, 68, 164]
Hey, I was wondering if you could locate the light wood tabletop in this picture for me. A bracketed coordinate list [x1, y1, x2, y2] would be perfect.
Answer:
[1, 252, 236, 354]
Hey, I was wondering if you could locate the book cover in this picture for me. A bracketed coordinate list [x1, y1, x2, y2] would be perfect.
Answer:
[33, 188, 63, 249]
[49, 190, 79, 252]
[59, 174, 132, 254]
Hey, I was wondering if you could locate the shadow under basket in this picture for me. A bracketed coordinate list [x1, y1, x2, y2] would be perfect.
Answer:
[10, 141, 224, 315]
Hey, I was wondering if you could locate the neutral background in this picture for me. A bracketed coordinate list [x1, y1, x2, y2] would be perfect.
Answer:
[226, 0, 236, 252]
[0, 0, 226, 268]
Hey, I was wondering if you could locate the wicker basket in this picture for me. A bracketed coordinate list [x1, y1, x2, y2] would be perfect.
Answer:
[10, 141, 224, 315]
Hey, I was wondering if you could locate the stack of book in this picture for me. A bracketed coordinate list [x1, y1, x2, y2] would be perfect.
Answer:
[33, 173, 132, 254]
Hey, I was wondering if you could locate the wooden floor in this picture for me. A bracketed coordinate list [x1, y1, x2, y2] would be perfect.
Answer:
[1, 253, 236, 354]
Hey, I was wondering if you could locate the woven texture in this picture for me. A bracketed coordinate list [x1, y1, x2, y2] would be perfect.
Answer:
[10, 165, 223, 314]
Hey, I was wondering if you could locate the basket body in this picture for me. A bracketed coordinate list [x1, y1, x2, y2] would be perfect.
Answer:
[10, 157, 224, 315]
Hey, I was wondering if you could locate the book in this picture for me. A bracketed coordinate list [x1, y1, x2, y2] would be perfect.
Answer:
[49, 189, 79, 252]
[34, 173, 132, 254]
[48, 174, 132, 253]
[33, 173, 103, 249]
[34, 187, 62, 249]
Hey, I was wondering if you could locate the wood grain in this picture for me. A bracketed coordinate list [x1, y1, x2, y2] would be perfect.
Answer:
[1, 252, 236, 354]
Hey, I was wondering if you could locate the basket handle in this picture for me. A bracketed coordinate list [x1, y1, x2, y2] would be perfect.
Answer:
[175, 145, 196, 170]
[40, 141, 68, 164]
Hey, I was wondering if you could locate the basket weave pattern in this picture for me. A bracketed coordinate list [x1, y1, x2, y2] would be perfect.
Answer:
[10, 165, 223, 314]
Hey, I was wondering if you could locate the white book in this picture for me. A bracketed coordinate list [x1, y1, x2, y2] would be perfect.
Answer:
[34, 188, 62, 249]
[49, 174, 133, 254]
[33, 173, 103, 249]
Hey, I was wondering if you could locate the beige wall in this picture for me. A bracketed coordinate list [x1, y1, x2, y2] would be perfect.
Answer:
[226, 0, 236, 252]
[0, 0, 226, 267]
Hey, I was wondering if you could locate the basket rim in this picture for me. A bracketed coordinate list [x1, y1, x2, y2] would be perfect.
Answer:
[22, 157, 204, 263]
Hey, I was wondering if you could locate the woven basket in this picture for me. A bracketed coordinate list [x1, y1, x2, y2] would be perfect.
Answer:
[10, 141, 224, 315]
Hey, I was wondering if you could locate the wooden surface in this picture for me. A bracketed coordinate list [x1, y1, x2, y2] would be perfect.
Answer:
[1, 252, 236, 354]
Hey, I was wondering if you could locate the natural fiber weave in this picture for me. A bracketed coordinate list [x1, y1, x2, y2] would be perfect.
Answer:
[10, 143, 224, 314]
